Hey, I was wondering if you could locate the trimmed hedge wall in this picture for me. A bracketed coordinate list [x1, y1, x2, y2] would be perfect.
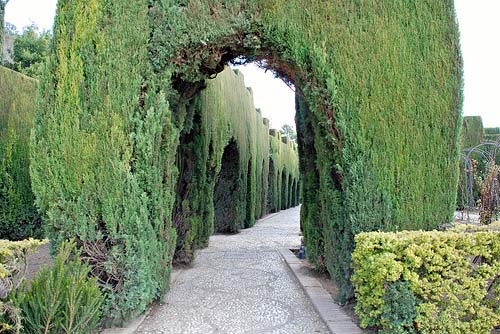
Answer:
[31, 0, 462, 323]
[352, 229, 500, 333]
[0, 66, 42, 240]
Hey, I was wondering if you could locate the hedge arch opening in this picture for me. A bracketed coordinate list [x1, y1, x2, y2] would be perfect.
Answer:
[31, 1, 462, 323]
[214, 139, 242, 233]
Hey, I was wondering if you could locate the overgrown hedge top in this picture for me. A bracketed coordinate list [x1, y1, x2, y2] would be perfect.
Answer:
[31, 0, 462, 323]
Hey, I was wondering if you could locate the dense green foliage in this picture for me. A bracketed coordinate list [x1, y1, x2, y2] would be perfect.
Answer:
[31, 0, 462, 322]
[0, 66, 41, 240]
[352, 230, 500, 333]
[380, 281, 417, 334]
[289, 1, 462, 300]
[9, 25, 51, 79]
[31, 1, 179, 322]
[14, 240, 103, 334]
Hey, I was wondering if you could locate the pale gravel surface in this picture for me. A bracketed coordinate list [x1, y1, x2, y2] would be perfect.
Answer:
[134, 206, 329, 334]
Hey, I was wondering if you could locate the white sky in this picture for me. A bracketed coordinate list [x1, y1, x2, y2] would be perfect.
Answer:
[5, 0, 499, 129]
[234, 64, 295, 129]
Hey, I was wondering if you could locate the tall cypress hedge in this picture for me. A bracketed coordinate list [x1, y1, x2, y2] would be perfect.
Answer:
[31, 0, 462, 322]
[0, 66, 41, 240]
[31, 1, 179, 322]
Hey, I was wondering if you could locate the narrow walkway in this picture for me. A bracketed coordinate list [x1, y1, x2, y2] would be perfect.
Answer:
[135, 206, 330, 334]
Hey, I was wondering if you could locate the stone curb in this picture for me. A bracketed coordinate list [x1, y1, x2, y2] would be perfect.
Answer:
[278, 248, 363, 334]
[100, 269, 184, 334]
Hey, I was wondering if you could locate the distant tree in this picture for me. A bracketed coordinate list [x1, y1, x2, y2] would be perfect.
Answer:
[11, 24, 51, 78]
[279, 124, 297, 143]
[0, 0, 9, 63]
[5, 21, 16, 35]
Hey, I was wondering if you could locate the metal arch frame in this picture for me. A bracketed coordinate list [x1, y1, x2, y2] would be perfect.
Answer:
[459, 136, 500, 222]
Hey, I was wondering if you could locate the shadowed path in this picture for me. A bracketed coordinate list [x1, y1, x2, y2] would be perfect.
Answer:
[134, 206, 330, 333]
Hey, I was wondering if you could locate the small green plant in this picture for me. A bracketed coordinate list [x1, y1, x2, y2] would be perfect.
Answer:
[14, 240, 103, 334]
[380, 280, 417, 334]
[0, 238, 46, 334]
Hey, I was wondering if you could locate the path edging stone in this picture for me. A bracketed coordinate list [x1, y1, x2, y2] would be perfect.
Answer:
[278, 248, 363, 334]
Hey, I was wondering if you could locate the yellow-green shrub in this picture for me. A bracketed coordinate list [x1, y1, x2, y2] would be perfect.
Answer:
[352, 230, 500, 333]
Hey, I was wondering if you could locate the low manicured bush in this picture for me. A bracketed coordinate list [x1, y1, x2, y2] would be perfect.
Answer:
[352, 230, 500, 334]
[14, 240, 103, 334]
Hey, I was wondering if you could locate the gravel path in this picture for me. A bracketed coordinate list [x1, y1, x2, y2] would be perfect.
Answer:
[135, 206, 329, 334]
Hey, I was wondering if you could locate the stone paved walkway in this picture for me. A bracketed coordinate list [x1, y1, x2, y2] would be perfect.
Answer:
[135, 206, 330, 334]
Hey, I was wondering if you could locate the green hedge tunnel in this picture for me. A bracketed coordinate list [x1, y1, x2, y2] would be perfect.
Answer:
[30, 0, 462, 323]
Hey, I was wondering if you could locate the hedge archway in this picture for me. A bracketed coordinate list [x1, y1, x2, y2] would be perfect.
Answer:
[31, 0, 462, 323]
[214, 139, 242, 233]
